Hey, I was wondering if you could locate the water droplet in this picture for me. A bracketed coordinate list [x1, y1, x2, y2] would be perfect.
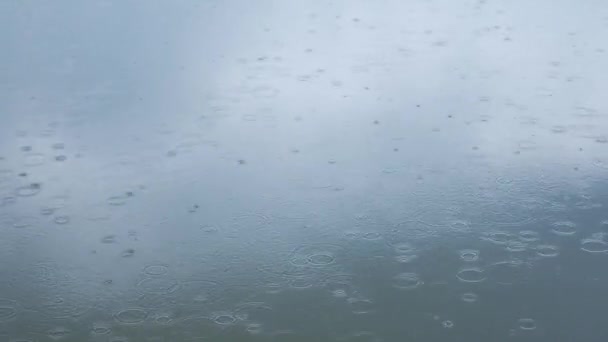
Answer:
[482, 231, 512, 245]
[114, 308, 148, 324]
[456, 267, 486, 283]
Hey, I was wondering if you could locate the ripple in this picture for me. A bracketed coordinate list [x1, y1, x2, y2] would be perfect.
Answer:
[338, 331, 382, 342]
[392, 242, 414, 254]
[461, 292, 478, 303]
[246, 322, 263, 335]
[15, 183, 41, 197]
[212, 312, 237, 325]
[23, 153, 46, 167]
[47, 327, 70, 340]
[442, 320, 454, 328]
[348, 298, 375, 314]
[393, 272, 423, 290]
[137, 278, 180, 295]
[144, 264, 169, 276]
[290, 243, 343, 267]
[456, 268, 486, 283]
[518, 318, 537, 330]
[581, 239, 608, 253]
[395, 254, 418, 263]
[536, 244, 559, 257]
[482, 231, 513, 245]
[505, 240, 527, 252]
[362, 231, 382, 240]
[288, 277, 314, 289]
[40, 292, 94, 319]
[0, 298, 18, 321]
[459, 249, 479, 262]
[518, 230, 540, 242]
[54, 215, 70, 225]
[551, 221, 578, 236]
[91, 323, 111, 335]
[234, 302, 273, 321]
[114, 308, 148, 324]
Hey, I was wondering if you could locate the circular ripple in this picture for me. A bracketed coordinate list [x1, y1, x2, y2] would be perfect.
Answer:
[91, 323, 111, 335]
[456, 268, 486, 283]
[442, 320, 454, 328]
[0, 299, 18, 321]
[395, 254, 418, 263]
[137, 278, 180, 295]
[307, 252, 335, 266]
[47, 327, 70, 340]
[212, 312, 237, 325]
[505, 240, 527, 252]
[482, 231, 513, 245]
[551, 221, 578, 236]
[54, 215, 70, 225]
[143, 264, 169, 276]
[15, 184, 41, 197]
[461, 292, 478, 303]
[536, 244, 559, 257]
[348, 298, 375, 314]
[114, 308, 148, 324]
[288, 277, 314, 289]
[290, 243, 343, 267]
[581, 239, 608, 253]
[234, 302, 273, 321]
[362, 232, 382, 240]
[518, 318, 537, 330]
[459, 249, 479, 262]
[393, 272, 423, 290]
[392, 242, 414, 254]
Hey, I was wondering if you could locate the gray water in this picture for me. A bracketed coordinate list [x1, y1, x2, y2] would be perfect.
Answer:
[1, 1, 608, 341]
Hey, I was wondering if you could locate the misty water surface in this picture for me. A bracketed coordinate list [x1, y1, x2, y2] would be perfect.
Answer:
[1, 0, 608, 341]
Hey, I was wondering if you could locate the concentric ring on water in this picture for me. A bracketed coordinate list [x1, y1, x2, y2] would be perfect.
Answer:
[393, 272, 423, 290]
[456, 267, 486, 283]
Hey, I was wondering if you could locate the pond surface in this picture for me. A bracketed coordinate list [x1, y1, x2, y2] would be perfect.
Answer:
[1, 1, 608, 341]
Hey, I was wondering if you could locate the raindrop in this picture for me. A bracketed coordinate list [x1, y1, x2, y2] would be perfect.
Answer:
[121, 249, 135, 257]
[91, 323, 111, 335]
[348, 298, 375, 314]
[519, 230, 540, 242]
[213, 313, 237, 325]
[107, 195, 128, 206]
[442, 320, 454, 328]
[101, 235, 116, 244]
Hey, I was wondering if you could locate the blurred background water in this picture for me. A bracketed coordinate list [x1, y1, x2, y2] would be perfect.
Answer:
[1, 0, 608, 341]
